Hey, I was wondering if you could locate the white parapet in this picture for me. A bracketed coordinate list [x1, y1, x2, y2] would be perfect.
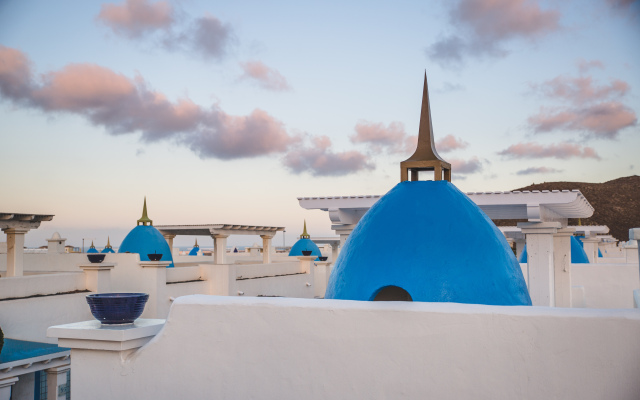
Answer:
[48, 296, 640, 400]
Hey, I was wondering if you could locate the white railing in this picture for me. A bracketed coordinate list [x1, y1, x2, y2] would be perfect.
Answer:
[0, 273, 85, 300]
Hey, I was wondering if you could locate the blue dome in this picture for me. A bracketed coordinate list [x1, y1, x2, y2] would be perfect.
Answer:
[598, 248, 603, 257]
[518, 236, 589, 264]
[118, 225, 174, 267]
[289, 238, 321, 258]
[325, 181, 531, 306]
[87, 247, 99, 254]
[188, 246, 199, 256]
[101, 247, 115, 254]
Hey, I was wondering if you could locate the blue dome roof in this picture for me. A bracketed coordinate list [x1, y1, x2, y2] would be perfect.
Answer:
[118, 225, 174, 267]
[289, 238, 321, 258]
[101, 247, 115, 254]
[188, 246, 199, 256]
[325, 181, 531, 306]
[86, 247, 99, 254]
[518, 235, 589, 264]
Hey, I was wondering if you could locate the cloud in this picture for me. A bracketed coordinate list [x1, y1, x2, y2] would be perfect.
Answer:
[435, 134, 469, 152]
[528, 70, 637, 139]
[97, 2, 234, 60]
[577, 59, 604, 74]
[498, 142, 601, 160]
[239, 61, 291, 91]
[606, 0, 640, 16]
[450, 157, 483, 174]
[351, 121, 468, 156]
[0, 45, 295, 160]
[426, 0, 561, 67]
[532, 75, 629, 104]
[437, 82, 465, 93]
[187, 16, 234, 59]
[97, 0, 174, 38]
[516, 166, 562, 175]
[283, 135, 374, 177]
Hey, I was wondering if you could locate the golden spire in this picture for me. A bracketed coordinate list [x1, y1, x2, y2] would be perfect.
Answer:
[89, 241, 96, 249]
[137, 197, 153, 226]
[104, 236, 112, 249]
[400, 72, 451, 182]
[300, 220, 310, 239]
[194, 238, 199, 248]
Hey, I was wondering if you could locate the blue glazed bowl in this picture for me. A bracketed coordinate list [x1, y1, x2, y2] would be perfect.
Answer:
[86, 293, 149, 324]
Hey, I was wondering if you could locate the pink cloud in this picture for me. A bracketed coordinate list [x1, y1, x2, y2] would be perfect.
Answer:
[97, 0, 174, 38]
[188, 16, 234, 60]
[435, 134, 469, 152]
[450, 157, 483, 174]
[239, 61, 291, 91]
[516, 166, 563, 175]
[498, 142, 601, 160]
[284, 136, 374, 176]
[577, 59, 605, 74]
[534, 75, 629, 104]
[351, 121, 406, 152]
[0, 46, 296, 159]
[529, 102, 637, 139]
[427, 0, 561, 66]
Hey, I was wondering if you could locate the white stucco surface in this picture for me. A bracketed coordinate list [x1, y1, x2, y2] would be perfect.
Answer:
[571, 263, 640, 308]
[61, 296, 640, 400]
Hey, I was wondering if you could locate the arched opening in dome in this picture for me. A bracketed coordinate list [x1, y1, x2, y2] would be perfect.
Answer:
[372, 286, 413, 302]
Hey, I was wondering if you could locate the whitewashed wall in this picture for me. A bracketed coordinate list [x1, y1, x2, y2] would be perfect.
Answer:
[571, 263, 640, 308]
[65, 296, 640, 400]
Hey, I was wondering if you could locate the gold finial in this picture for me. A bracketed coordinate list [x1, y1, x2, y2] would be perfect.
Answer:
[105, 236, 112, 249]
[194, 238, 199, 248]
[400, 72, 451, 182]
[300, 220, 310, 239]
[89, 241, 96, 249]
[137, 197, 153, 226]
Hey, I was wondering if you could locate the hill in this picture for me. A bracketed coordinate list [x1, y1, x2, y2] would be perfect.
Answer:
[493, 175, 640, 241]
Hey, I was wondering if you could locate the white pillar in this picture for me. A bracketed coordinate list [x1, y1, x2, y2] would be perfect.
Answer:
[79, 263, 115, 292]
[140, 261, 171, 318]
[46, 365, 70, 400]
[260, 235, 273, 264]
[519, 222, 560, 307]
[339, 234, 349, 249]
[330, 241, 339, 262]
[212, 235, 229, 265]
[163, 234, 176, 256]
[553, 228, 574, 308]
[0, 377, 18, 400]
[580, 236, 599, 263]
[2, 228, 28, 277]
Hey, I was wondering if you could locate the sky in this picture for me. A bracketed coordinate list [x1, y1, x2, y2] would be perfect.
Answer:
[0, 0, 639, 248]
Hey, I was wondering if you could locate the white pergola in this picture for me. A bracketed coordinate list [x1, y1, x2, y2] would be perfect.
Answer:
[1, 213, 54, 277]
[155, 224, 284, 264]
[298, 189, 596, 308]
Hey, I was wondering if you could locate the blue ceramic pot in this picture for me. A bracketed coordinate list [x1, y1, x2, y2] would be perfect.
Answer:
[86, 293, 149, 324]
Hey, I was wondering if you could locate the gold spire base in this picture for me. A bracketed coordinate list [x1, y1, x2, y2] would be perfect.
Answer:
[401, 160, 451, 182]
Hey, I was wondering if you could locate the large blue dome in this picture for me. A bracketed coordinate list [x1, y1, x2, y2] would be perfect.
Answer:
[325, 181, 531, 306]
[289, 238, 321, 257]
[518, 236, 589, 264]
[119, 225, 174, 267]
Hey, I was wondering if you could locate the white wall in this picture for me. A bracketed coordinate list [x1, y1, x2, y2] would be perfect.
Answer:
[65, 296, 640, 400]
[571, 263, 640, 308]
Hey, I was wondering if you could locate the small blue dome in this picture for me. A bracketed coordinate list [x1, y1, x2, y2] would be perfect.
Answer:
[519, 236, 589, 264]
[188, 246, 199, 256]
[289, 238, 321, 258]
[118, 225, 174, 267]
[86, 247, 99, 254]
[325, 181, 531, 306]
[101, 247, 115, 254]
[598, 248, 603, 257]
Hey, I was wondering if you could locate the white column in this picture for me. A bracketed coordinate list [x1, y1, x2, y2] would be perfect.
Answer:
[519, 222, 560, 307]
[163, 234, 176, 256]
[0, 377, 18, 400]
[212, 235, 228, 265]
[330, 241, 339, 262]
[339, 234, 349, 249]
[3, 228, 28, 277]
[553, 228, 574, 308]
[46, 365, 70, 400]
[140, 261, 171, 318]
[580, 236, 599, 263]
[260, 235, 273, 264]
[79, 263, 115, 292]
